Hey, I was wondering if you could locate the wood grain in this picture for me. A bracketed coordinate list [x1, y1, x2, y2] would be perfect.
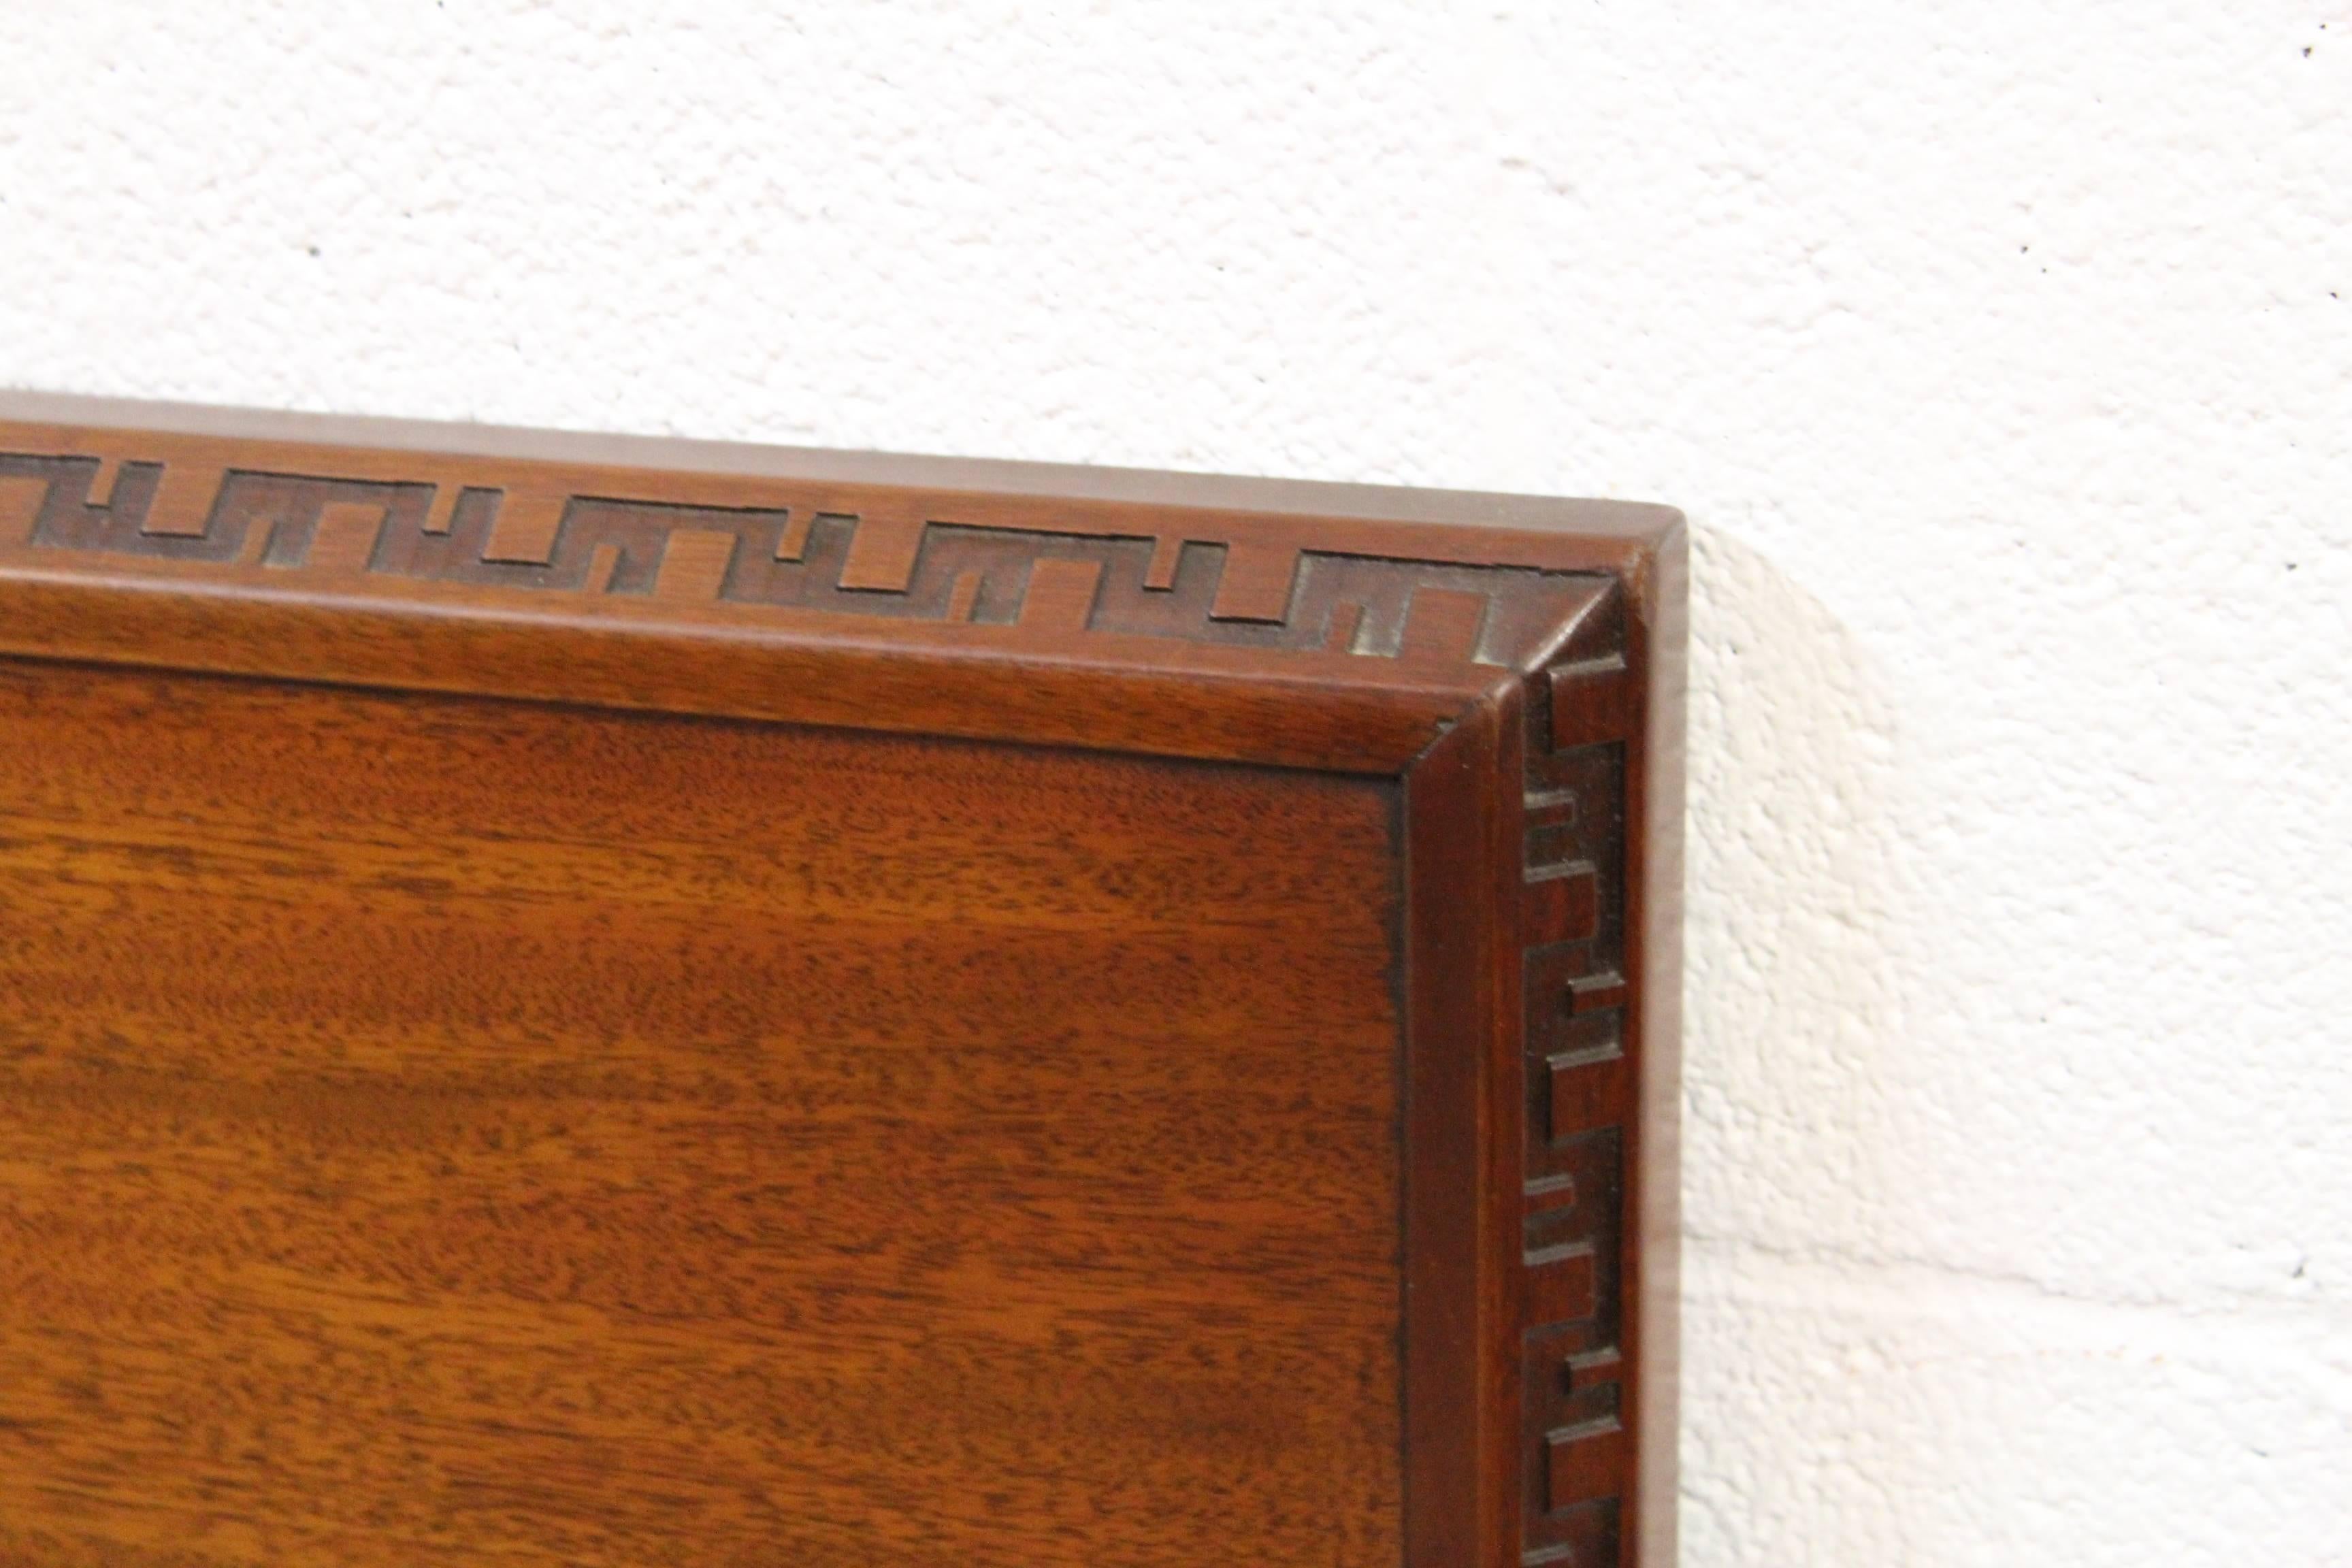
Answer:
[0, 392, 1686, 1567]
[0, 665, 1402, 1567]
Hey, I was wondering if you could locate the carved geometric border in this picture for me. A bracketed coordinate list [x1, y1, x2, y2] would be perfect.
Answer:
[0, 449, 1604, 673]
[1515, 585, 1637, 1568]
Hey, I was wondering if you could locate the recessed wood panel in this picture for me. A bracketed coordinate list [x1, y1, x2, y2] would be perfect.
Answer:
[0, 663, 1404, 1568]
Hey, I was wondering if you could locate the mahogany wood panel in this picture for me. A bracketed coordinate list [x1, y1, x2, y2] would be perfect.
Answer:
[0, 393, 1684, 1568]
[0, 668, 1400, 1565]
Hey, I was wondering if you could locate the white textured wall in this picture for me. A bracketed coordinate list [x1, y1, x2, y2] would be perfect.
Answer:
[5, 4, 2347, 1561]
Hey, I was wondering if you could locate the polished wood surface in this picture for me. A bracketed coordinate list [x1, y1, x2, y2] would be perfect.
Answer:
[0, 394, 1684, 1567]
[0, 666, 1400, 1565]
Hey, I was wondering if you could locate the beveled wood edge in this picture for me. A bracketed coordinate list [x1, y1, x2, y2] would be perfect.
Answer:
[1403, 708, 1506, 1568]
[0, 561, 1488, 774]
[1400, 519, 1682, 1568]
[1629, 525, 1686, 1568]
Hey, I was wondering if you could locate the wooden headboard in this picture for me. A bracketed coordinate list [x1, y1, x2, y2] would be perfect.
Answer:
[0, 391, 1684, 1568]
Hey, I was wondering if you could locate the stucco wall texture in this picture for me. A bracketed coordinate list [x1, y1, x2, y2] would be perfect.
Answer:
[3, 4, 2346, 1562]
